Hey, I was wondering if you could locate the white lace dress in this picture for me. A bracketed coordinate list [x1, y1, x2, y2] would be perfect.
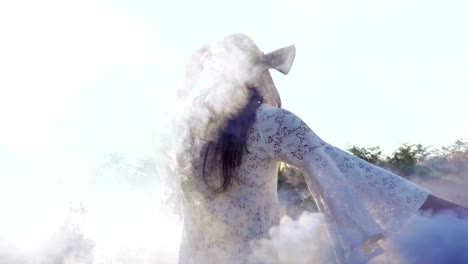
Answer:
[177, 104, 430, 264]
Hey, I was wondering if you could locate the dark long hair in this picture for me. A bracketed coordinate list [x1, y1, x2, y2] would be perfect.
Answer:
[203, 88, 264, 192]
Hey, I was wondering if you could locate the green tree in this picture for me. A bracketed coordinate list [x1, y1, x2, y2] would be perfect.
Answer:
[440, 139, 468, 177]
[347, 145, 385, 166]
[388, 143, 430, 177]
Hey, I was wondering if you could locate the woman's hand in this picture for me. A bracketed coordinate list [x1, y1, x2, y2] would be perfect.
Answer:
[420, 194, 468, 218]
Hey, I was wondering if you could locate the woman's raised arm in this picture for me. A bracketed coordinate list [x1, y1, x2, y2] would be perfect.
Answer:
[255, 105, 387, 262]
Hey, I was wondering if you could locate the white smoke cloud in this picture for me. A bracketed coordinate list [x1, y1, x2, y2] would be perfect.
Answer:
[0, 154, 182, 264]
[248, 210, 468, 264]
[248, 212, 334, 264]
[373, 211, 468, 264]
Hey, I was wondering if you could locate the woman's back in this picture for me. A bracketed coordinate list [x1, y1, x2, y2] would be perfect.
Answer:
[179, 104, 283, 264]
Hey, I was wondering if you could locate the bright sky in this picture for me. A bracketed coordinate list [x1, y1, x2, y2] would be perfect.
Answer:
[1, 0, 467, 184]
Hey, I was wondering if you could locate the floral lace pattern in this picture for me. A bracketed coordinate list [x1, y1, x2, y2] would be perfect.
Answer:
[178, 104, 430, 264]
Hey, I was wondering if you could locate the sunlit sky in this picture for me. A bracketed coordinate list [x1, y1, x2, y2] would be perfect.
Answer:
[1, 0, 467, 183]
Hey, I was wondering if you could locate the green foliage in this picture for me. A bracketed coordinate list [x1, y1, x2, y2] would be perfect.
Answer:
[347, 145, 385, 166]
[442, 139, 468, 157]
[346, 140, 468, 179]
[388, 143, 430, 176]
[346, 143, 436, 178]
[437, 139, 468, 177]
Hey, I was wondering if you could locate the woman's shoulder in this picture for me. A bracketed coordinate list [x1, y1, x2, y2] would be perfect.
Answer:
[257, 103, 291, 116]
[256, 104, 301, 123]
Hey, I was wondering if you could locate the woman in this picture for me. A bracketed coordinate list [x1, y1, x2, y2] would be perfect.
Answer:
[157, 33, 466, 264]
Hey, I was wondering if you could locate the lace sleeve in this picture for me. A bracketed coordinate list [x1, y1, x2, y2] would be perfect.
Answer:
[323, 145, 430, 230]
[256, 105, 429, 263]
